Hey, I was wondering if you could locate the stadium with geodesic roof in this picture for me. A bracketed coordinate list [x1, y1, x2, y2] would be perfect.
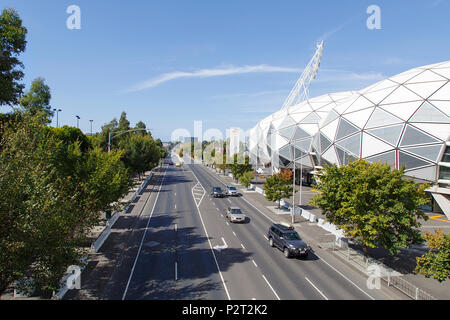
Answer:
[248, 60, 450, 217]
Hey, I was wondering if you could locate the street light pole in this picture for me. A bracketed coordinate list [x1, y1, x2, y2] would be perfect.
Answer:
[76, 115, 80, 129]
[53, 109, 62, 128]
[292, 160, 296, 224]
[108, 128, 149, 152]
[89, 120, 93, 136]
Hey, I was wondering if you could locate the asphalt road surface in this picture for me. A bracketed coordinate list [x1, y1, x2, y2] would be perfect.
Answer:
[113, 157, 400, 300]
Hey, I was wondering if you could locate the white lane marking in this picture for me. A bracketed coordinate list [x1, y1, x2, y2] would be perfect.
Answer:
[197, 165, 275, 224]
[174, 204, 177, 209]
[226, 221, 229, 226]
[175, 224, 177, 232]
[174, 192, 176, 197]
[188, 168, 231, 300]
[305, 277, 328, 300]
[122, 167, 168, 300]
[252, 260, 258, 268]
[262, 275, 281, 300]
[241, 244, 245, 250]
[314, 252, 375, 300]
[232, 231, 237, 237]
[263, 235, 268, 240]
[197, 164, 376, 300]
[175, 262, 178, 281]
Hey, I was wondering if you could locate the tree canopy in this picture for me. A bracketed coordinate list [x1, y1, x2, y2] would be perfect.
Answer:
[264, 170, 293, 208]
[0, 8, 27, 106]
[415, 229, 450, 282]
[19, 77, 53, 121]
[310, 159, 430, 255]
[0, 113, 130, 295]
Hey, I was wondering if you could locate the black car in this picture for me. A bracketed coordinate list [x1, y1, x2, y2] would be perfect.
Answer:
[267, 223, 311, 258]
[211, 187, 225, 198]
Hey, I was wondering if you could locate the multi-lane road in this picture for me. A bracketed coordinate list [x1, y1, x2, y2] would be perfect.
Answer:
[105, 154, 403, 300]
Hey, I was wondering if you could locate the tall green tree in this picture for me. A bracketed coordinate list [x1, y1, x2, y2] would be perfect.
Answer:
[119, 134, 160, 179]
[264, 171, 293, 209]
[0, 112, 130, 296]
[118, 111, 130, 132]
[415, 229, 450, 282]
[135, 121, 146, 131]
[228, 154, 252, 182]
[19, 77, 53, 121]
[239, 171, 254, 189]
[310, 159, 430, 256]
[0, 8, 27, 106]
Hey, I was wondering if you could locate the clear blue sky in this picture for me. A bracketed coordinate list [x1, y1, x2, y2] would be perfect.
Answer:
[2, 0, 450, 141]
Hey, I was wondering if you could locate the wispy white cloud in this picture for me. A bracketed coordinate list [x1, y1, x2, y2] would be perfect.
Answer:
[123, 65, 302, 93]
[210, 89, 289, 100]
[314, 16, 358, 43]
[316, 70, 385, 83]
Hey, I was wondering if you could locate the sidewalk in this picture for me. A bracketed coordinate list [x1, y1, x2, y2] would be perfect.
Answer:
[202, 164, 450, 300]
[63, 167, 164, 300]
[0, 169, 162, 300]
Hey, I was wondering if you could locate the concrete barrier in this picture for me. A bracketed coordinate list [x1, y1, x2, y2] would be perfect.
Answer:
[255, 187, 264, 195]
[301, 211, 310, 220]
[309, 213, 316, 222]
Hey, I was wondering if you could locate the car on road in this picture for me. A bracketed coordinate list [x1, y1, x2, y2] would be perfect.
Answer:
[267, 223, 311, 258]
[226, 207, 246, 223]
[226, 185, 239, 196]
[211, 187, 225, 198]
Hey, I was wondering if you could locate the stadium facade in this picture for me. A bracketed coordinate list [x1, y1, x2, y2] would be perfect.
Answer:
[248, 61, 450, 217]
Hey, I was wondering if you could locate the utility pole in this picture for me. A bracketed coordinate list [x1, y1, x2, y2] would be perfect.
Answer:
[76, 115, 80, 129]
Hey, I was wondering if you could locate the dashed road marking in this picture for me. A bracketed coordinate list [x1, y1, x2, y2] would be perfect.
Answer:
[262, 275, 280, 300]
[305, 277, 328, 300]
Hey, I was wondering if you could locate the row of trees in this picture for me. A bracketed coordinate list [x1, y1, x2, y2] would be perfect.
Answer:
[89, 111, 167, 179]
[310, 159, 448, 282]
[0, 8, 167, 296]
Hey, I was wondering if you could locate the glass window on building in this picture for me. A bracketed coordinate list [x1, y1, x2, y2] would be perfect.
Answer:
[439, 165, 450, 181]
[442, 146, 450, 163]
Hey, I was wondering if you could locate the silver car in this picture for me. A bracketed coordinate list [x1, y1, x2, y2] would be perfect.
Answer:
[226, 207, 246, 223]
[226, 185, 238, 196]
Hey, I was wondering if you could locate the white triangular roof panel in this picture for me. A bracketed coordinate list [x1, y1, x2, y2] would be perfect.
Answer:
[429, 100, 450, 117]
[429, 82, 450, 100]
[321, 118, 339, 141]
[363, 86, 398, 105]
[404, 81, 447, 100]
[389, 69, 423, 84]
[299, 123, 320, 136]
[404, 166, 436, 181]
[431, 68, 450, 79]
[322, 145, 339, 165]
[343, 107, 374, 129]
[365, 108, 403, 128]
[434, 62, 450, 69]
[379, 101, 423, 121]
[406, 70, 447, 83]
[362, 133, 394, 158]
[411, 123, 450, 141]
[380, 85, 423, 105]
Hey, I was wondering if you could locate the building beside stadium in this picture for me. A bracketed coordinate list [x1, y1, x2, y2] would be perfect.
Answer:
[248, 50, 450, 218]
